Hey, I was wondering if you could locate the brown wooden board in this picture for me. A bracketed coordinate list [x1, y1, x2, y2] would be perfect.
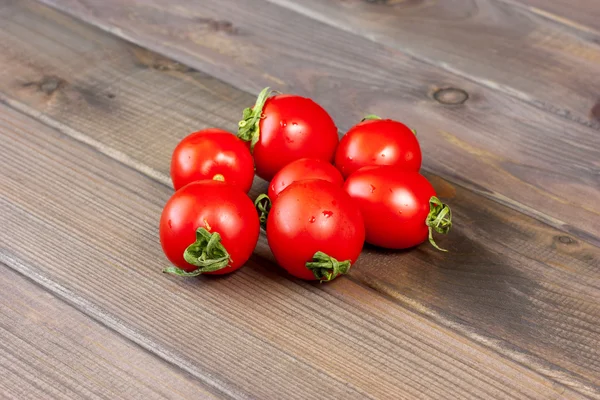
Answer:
[261, 0, 600, 130]
[0, 104, 586, 399]
[1, 3, 599, 396]
[0, 265, 223, 400]
[30, 0, 600, 246]
[510, 0, 600, 35]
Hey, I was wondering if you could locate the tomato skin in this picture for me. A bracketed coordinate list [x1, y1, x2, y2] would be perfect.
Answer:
[159, 181, 259, 275]
[268, 158, 344, 200]
[252, 94, 339, 181]
[335, 119, 421, 178]
[170, 129, 255, 192]
[344, 166, 434, 249]
[267, 180, 365, 280]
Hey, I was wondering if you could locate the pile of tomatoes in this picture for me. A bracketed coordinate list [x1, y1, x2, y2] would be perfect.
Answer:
[160, 88, 452, 282]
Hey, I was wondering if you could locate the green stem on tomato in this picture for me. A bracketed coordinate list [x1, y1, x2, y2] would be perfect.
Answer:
[361, 114, 382, 122]
[254, 194, 271, 231]
[426, 196, 452, 252]
[305, 251, 351, 282]
[163, 227, 231, 277]
[237, 87, 273, 152]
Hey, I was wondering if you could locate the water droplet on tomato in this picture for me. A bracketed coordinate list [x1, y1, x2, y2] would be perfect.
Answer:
[292, 122, 298, 126]
[168, 219, 172, 228]
[370, 185, 376, 193]
[280, 120, 287, 127]
[322, 210, 333, 218]
[285, 136, 294, 143]
[309, 216, 316, 223]
[381, 154, 385, 158]
[347, 156, 353, 161]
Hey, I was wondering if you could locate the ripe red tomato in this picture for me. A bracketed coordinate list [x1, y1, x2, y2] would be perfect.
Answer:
[344, 166, 451, 251]
[238, 87, 339, 181]
[160, 180, 260, 276]
[267, 180, 365, 281]
[170, 129, 255, 192]
[268, 158, 344, 200]
[334, 116, 422, 178]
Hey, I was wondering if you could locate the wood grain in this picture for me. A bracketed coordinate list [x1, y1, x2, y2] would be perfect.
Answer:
[0, 265, 223, 400]
[0, 104, 585, 399]
[264, 0, 600, 129]
[30, 0, 600, 246]
[1, 2, 599, 396]
[508, 0, 600, 35]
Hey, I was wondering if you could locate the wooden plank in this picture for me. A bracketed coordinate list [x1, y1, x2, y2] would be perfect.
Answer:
[0, 104, 586, 399]
[0, 2, 599, 395]
[266, 0, 600, 129]
[26, 0, 600, 246]
[508, 0, 600, 35]
[0, 265, 224, 400]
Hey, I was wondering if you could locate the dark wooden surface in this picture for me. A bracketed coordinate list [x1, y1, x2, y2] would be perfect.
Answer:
[1, 0, 599, 399]
[35, 0, 600, 247]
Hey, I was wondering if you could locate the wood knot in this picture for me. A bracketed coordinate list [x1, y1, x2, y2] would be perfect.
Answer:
[22, 76, 66, 95]
[132, 47, 191, 72]
[557, 235, 575, 245]
[196, 17, 237, 34]
[433, 88, 469, 105]
[591, 101, 600, 122]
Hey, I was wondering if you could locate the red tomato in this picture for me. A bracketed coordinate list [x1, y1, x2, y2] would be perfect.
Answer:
[335, 116, 422, 178]
[170, 129, 255, 192]
[344, 166, 451, 251]
[238, 87, 339, 181]
[160, 180, 260, 276]
[268, 158, 344, 200]
[267, 180, 365, 281]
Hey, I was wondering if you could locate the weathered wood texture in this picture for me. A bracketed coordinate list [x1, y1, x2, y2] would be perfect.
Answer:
[1, 104, 585, 400]
[1, 3, 599, 397]
[33, 0, 600, 246]
[0, 265, 222, 400]
[510, 0, 600, 34]
[265, 0, 600, 128]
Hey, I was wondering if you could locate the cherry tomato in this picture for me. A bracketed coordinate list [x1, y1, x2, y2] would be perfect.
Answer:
[344, 166, 451, 251]
[335, 116, 422, 178]
[268, 158, 344, 200]
[160, 180, 260, 276]
[267, 180, 365, 281]
[238, 87, 339, 181]
[170, 129, 255, 192]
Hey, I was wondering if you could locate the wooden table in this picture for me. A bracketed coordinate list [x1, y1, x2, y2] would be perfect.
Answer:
[1, 1, 599, 398]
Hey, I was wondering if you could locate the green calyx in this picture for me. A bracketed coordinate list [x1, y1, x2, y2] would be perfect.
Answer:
[254, 194, 271, 231]
[361, 114, 382, 122]
[305, 251, 351, 282]
[163, 227, 231, 277]
[238, 87, 273, 152]
[426, 196, 452, 252]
